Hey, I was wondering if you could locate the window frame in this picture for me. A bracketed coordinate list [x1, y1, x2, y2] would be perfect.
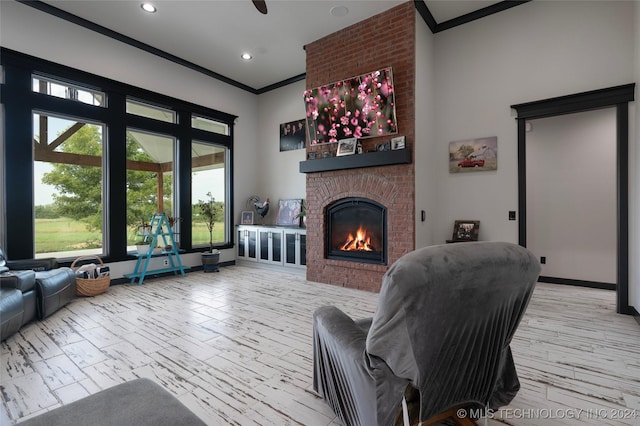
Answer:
[1, 47, 236, 263]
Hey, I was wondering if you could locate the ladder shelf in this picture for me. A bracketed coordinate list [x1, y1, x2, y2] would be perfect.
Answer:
[124, 213, 190, 285]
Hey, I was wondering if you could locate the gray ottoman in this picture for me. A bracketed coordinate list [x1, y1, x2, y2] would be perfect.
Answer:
[35, 268, 76, 320]
[18, 378, 206, 426]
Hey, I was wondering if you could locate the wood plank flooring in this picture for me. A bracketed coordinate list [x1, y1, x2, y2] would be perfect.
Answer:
[1, 265, 639, 425]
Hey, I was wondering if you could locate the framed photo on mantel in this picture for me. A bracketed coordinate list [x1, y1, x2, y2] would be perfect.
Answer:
[336, 138, 357, 156]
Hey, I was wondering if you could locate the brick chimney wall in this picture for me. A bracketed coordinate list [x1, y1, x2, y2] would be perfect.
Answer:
[304, 2, 416, 292]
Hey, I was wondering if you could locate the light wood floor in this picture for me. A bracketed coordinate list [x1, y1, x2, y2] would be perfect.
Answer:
[1, 265, 639, 425]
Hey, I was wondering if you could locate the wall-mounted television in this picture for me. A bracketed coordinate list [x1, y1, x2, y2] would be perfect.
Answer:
[303, 67, 397, 145]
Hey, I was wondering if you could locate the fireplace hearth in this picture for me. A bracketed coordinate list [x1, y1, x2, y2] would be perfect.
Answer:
[326, 197, 387, 265]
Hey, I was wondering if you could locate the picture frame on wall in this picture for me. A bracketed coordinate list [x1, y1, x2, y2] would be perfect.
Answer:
[276, 199, 303, 226]
[449, 136, 498, 173]
[304, 67, 397, 145]
[241, 211, 254, 225]
[336, 138, 357, 156]
[279, 119, 306, 152]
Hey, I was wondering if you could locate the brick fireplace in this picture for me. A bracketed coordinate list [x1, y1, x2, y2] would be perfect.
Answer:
[303, 2, 416, 292]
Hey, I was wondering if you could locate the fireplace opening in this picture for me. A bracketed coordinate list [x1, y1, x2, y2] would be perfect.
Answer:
[326, 198, 387, 264]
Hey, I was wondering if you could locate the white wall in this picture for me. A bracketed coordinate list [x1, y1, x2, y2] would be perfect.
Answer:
[431, 0, 635, 245]
[414, 13, 436, 248]
[0, 1, 259, 271]
[254, 81, 307, 225]
[526, 109, 617, 283]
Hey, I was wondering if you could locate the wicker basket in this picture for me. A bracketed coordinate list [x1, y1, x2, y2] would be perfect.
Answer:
[72, 255, 110, 297]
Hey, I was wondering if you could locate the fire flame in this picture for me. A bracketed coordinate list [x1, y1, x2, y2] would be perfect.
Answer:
[340, 225, 375, 251]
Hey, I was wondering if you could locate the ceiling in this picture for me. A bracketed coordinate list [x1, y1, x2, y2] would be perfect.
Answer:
[32, 0, 508, 93]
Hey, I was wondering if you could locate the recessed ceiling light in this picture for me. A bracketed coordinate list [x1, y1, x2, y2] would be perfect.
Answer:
[241, 53, 252, 60]
[330, 6, 349, 17]
[141, 3, 156, 13]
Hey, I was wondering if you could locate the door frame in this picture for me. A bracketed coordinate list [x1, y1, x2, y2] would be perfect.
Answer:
[511, 83, 635, 314]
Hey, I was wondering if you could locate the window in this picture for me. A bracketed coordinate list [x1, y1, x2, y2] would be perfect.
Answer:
[2, 49, 236, 261]
[33, 113, 105, 258]
[192, 114, 229, 135]
[192, 141, 228, 248]
[33, 74, 105, 106]
[126, 99, 176, 123]
[126, 130, 175, 249]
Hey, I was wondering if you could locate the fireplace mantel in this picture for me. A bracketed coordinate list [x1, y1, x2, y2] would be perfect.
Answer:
[299, 149, 411, 174]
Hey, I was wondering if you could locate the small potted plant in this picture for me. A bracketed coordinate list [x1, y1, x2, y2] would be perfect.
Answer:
[135, 239, 151, 255]
[167, 215, 181, 230]
[197, 192, 221, 272]
[138, 220, 152, 236]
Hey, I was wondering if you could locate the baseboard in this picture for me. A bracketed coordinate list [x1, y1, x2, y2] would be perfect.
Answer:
[632, 307, 640, 326]
[110, 260, 235, 285]
[538, 276, 616, 291]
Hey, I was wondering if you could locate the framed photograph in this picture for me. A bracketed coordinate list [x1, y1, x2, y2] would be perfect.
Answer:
[336, 138, 357, 156]
[451, 220, 480, 242]
[279, 119, 306, 152]
[376, 141, 391, 152]
[241, 211, 254, 225]
[391, 136, 406, 150]
[449, 136, 497, 173]
[276, 199, 302, 226]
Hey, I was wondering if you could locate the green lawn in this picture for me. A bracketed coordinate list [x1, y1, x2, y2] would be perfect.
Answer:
[35, 217, 225, 253]
[35, 218, 101, 253]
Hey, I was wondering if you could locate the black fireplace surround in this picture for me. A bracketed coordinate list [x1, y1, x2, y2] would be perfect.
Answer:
[326, 197, 387, 265]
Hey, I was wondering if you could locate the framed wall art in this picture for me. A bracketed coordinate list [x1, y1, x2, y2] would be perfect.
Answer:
[303, 67, 397, 145]
[279, 119, 306, 152]
[449, 136, 497, 173]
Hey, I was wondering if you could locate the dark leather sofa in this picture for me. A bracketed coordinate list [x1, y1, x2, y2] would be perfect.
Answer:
[0, 249, 77, 341]
[0, 267, 37, 341]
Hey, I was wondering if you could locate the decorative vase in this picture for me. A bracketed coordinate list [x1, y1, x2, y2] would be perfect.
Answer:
[136, 244, 150, 255]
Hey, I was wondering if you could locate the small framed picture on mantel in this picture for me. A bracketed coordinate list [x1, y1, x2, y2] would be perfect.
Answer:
[336, 138, 357, 156]
[391, 136, 406, 150]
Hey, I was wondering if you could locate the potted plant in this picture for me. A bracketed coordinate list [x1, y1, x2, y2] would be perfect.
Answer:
[138, 220, 152, 236]
[135, 239, 151, 255]
[295, 200, 307, 227]
[197, 192, 221, 272]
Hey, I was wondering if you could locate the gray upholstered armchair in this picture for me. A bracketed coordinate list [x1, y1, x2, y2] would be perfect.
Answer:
[312, 241, 540, 426]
